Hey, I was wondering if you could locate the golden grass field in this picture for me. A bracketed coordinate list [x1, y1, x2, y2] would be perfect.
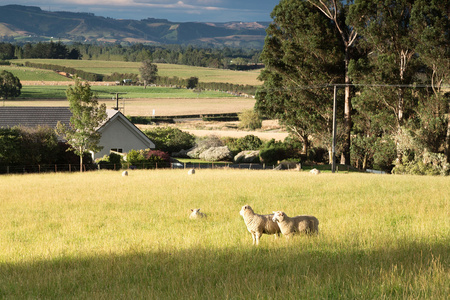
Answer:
[0, 169, 448, 299]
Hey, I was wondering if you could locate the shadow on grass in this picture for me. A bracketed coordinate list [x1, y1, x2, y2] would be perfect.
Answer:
[1, 240, 448, 299]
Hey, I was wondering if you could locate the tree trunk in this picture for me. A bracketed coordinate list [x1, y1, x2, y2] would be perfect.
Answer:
[340, 51, 352, 165]
[445, 99, 450, 163]
[79, 147, 83, 173]
[302, 136, 309, 158]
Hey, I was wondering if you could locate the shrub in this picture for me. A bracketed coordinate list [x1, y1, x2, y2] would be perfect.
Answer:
[143, 127, 195, 154]
[238, 109, 262, 130]
[126, 149, 170, 169]
[392, 152, 450, 176]
[259, 140, 289, 165]
[96, 152, 124, 170]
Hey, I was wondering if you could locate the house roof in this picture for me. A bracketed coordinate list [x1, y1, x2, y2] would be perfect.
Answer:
[0, 106, 154, 149]
[0, 106, 72, 128]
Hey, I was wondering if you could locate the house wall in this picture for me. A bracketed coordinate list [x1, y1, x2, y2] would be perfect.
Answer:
[94, 116, 153, 159]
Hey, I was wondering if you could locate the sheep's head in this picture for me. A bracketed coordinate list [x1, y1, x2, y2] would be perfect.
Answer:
[272, 211, 285, 222]
[240, 205, 253, 217]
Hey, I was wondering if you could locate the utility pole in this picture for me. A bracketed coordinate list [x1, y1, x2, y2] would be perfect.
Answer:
[110, 92, 127, 113]
[332, 85, 337, 173]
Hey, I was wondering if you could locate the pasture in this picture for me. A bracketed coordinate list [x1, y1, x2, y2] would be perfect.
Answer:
[8, 59, 263, 86]
[0, 169, 448, 299]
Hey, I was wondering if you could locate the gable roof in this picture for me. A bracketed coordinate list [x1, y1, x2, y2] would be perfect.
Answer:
[97, 109, 155, 148]
[0, 106, 72, 128]
[0, 107, 154, 149]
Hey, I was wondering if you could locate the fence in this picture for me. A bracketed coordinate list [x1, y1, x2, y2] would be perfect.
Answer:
[0, 162, 290, 174]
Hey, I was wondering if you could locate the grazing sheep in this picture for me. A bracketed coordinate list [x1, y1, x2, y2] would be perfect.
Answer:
[188, 168, 195, 175]
[272, 211, 319, 237]
[239, 205, 281, 245]
[310, 168, 320, 175]
[190, 208, 206, 219]
[122, 170, 128, 176]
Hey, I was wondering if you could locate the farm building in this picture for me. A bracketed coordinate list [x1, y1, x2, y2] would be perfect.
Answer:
[0, 107, 155, 159]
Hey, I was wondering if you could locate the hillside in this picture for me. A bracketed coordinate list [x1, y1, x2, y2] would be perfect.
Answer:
[0, 5, 269, 48]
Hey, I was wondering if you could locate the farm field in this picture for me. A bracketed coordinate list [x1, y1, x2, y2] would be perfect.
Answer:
[0, 169, 448, 299]
[7, 59, 263, 86]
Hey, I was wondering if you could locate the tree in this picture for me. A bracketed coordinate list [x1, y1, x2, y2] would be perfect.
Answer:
[139, 59, 158, 88]
[0, 70, 22, 101]
[349, 0, 420, 164]
[56, 78, 107, 172]
[256, 0, 344, 158]
[411, 0, 450, 162]
[307, 0, 358, 165]
[186, 76, 199, 89]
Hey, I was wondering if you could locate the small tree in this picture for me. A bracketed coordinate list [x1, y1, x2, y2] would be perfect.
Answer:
[0, 70, 22, 101]
[186, 77, 199, 89]
[56, 78, 107, 172]
[139, 59, 158, 89]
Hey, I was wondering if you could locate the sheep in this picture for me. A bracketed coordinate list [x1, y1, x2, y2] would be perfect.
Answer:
[188, 168, 195, 175]
[122, 170, 128, 176]
[189, 208, 206, 219]
[310, 168, 320, 175]
[272, 211, 319, 238]
[239, 205, 281, 245]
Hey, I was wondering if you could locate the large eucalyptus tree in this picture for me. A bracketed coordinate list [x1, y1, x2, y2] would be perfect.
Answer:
[256, 0, 344, 159]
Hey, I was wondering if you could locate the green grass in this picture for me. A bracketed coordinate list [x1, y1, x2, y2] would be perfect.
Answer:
[9, 59, 262, 86]
[18, 85, 236, 99]
[0, 170, 448, 299]
[0, 65, 72, 81]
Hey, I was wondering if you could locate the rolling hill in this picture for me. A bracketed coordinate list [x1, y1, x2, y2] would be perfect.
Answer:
[0, 5, 269, 48]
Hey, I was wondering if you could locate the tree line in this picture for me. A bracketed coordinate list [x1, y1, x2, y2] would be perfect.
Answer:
[256, 0, 450, 175]
[0, 42, 262, 69]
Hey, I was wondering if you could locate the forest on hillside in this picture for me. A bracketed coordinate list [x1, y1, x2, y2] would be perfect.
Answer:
[0, 42, 263, 70]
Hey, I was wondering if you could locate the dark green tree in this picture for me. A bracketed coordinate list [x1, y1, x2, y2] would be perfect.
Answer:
[56, 78, 107, 172]
[0, 70, 22, 101]
[256, 0, 344, 158]
[139, 59, 158, 88]
[186, 77, 199, 89]
[307, 0, 358, 164]
[411, 0, 450, 162]
[349, 0, 420, 164]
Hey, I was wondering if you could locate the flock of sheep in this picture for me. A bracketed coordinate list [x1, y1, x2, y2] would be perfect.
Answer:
[190, 205, 319, 246]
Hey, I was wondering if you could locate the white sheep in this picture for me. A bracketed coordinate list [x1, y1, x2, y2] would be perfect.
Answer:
[188, 169, 195, 175]
[189, 208, 207, 219]
[122, 170, 128, 176]
[272, 211, 319, 238]
[310, 168, 320, 175]
[239, 205, 281, 245]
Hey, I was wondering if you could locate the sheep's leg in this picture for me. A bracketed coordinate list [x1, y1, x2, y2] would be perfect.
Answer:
[255, 232, 262, 245]
[251, 233, 256, 245]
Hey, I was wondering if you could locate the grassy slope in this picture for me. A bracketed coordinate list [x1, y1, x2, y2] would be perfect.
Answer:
[0, 170, 448, 299]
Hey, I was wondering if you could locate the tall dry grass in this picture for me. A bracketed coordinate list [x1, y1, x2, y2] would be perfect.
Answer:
[0, 169, 448, 299]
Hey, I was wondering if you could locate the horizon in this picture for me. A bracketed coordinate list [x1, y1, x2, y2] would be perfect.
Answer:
[0, 1, 279, 23]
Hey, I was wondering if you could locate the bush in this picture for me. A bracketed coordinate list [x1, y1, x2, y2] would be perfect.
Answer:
[143, 127, 195, 154]
[238, 109, 262, 130]
[259, 140, 288, 165]
[392, 152, 450, 176]
[126, 149, 170, 169]
[96, 152, 124, 170]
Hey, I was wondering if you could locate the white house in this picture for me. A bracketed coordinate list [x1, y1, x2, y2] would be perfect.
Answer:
[0, 107, 155, 160]
[94, 109, 155, 159]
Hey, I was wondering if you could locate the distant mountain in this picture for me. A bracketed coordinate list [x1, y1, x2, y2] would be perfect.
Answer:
[0, 5, 269, 48]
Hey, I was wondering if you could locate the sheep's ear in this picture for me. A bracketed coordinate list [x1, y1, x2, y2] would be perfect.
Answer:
[190, 209, 194, 212]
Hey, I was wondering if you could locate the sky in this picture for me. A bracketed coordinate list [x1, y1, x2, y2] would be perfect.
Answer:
[1, 0, 280, 23]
